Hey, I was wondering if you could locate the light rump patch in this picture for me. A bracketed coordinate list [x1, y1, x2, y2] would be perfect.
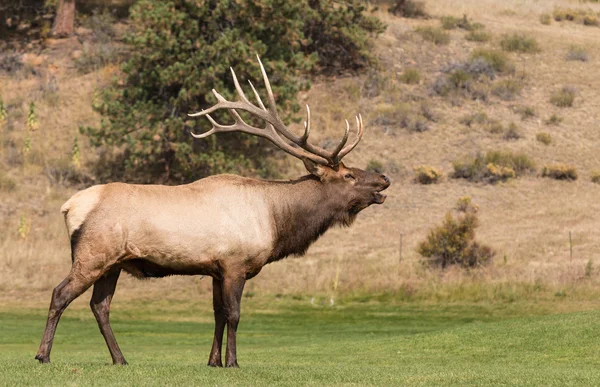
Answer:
[61, 185, 104, 237]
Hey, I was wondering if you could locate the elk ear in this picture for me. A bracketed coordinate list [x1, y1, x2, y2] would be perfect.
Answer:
[303, 158, 329, 179]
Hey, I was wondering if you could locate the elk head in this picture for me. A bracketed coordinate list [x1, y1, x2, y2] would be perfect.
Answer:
[189, 56, 390, 212]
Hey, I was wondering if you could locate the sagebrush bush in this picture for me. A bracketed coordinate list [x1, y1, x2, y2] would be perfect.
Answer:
[492, 78, 522, 100]
[550, 87, 576, 107]
[441, 15, 479, 30]
[542, 164, 578, 180]
[466, 30, 490, 42]
[418, 200, 494, 268]
[545, 114, 563, 126]
[414, 165, 443, 184]
[488, 120, 504, 134]
[591, 171, 600, 184]
[0, 170, 17, 192]
[81, 0, 385, 183]
[456, 196, 476, 212]
[389, 0, 427, 18]
[514, 105, 536, 120]
[567, 46, 589, 61]
[433, 60, 494, 101]
[415, 26, 450, 45]
[554, 7, 600, 26]
[486, 163, 516, 183]
[500, 32, 540, 53]
[503, 122, 522, 140]
[452, 150, 535, 183]
[469, 49, 514, 74]
[536, 132, 552, 145]
[540, 13, 552, 25]
[459, 112, 488, 127]
[399, 68, 421, 84]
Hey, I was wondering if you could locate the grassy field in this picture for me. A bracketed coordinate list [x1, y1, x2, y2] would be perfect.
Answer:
[2, 298, 600, 386]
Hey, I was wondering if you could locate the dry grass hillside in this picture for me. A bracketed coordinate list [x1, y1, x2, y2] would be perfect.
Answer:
[2, 0, 600, 304]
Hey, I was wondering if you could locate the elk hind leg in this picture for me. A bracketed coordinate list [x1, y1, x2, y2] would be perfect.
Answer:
[90, 269, 127, 365]
[35, 266, 99, 363]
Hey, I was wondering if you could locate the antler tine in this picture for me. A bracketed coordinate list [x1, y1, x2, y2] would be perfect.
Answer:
[300, 104, 311, 144]
[248, 80, 267, 111]
[330, 119, 350, 163]
[230, 67, 251, 104]
[256, 55, 279, 117]
[337, 114, 364, 160]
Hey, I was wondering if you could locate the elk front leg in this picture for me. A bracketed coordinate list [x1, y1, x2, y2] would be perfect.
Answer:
[223, 274, 246, 368]
[208, 277, 225, 367]
[90, 269, 127, 365]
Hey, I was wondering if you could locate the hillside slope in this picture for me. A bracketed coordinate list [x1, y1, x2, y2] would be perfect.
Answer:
[1, 0, 600, 301]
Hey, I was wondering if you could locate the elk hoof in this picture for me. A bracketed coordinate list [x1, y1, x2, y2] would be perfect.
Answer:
[208, 361, 223, 367]
[225, 361, 239, 368]
[113, 359, 128, 366]
[35, 354, 50, 364]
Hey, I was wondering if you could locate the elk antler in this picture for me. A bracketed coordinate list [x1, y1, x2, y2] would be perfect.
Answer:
[188, 56, 364, 166]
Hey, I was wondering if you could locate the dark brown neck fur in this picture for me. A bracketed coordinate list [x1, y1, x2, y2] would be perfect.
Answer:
[267, 175, 356, 263]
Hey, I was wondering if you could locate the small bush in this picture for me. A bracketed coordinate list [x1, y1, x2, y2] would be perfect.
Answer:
[420, 103, 437, 122]
[583, 15, 600, 26]
[75, 42, 123, 74]
[540, 13, 552, 25]
[433, 61, 493, 101]
[553, 8, 599, 26]
[415, 26, 450, 45]
[591, 171, 600, 184]
[541, 164, 578, 181]
[550, 87, 576, 107]
[418, 202, 494, 268]
[399, 68, 421, 84]
[466, 30, 490, 42]
[366, 159, 384, 173]
[486, 163, 516, 183]
[566, 46, 589, 62]
[414, 165, 443, 184]
[406, 117, 430, 133]
[503, 122, 522, 140]
[441, 15, 477, 30]
[389, 0, 427, 18]
[492, 79, 522, 100]
[452, 150, 535, 183]
[0, 171, 17, 192]
[460, 112, 488, 127]
[487, 120, 504, 134]
[514, 105, 536, 120]
[83, 9, 117, 44]
[500, 32, 540, 53]
[536, 132, 552, 145]
[545, 114, 563, 126]
[456, 196, 474, 212]
[470, 49, 514, 74]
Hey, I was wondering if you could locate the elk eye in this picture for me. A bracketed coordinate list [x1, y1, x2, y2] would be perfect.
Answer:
[344, 173, 355, 180]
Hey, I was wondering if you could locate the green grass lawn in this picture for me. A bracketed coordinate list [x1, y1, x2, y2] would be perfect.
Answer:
[1, 297, 600, 386]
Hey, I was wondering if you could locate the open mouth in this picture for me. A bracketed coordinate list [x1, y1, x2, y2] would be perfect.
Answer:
[373, 192, 386, 204]
[373, 186, 389, 204]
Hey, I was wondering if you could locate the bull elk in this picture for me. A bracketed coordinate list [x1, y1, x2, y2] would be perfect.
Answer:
[35, 56, 390, 368]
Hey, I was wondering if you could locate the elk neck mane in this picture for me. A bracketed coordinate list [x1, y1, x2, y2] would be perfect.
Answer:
[266, 174, 356, 263]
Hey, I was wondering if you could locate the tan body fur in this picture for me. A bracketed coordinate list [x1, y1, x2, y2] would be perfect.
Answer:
[64, 176, 276, 280]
